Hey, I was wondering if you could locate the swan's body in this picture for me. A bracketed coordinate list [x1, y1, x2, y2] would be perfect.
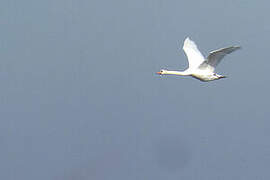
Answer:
[157, 37, 240, 82]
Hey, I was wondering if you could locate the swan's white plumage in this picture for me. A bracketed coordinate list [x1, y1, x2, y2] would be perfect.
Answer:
[199, 46, 241, 72]
[157, 37, 241, 82]
[183, 37, 205, 69]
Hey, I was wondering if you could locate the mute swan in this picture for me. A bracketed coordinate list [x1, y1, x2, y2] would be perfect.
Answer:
[157, 37, 240, 82]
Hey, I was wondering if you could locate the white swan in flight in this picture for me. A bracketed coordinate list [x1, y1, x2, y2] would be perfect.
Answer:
[157, 37, 241, 82]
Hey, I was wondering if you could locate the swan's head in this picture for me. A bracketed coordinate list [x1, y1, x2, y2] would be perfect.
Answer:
[156, 69, 167, 75]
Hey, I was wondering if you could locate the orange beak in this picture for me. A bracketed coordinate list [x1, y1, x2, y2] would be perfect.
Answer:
[156, 71, 162, 75]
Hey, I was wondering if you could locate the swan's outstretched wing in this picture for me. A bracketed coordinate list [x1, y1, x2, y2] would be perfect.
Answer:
[183, 37, 205, 69]
[205, 46, 241, 68]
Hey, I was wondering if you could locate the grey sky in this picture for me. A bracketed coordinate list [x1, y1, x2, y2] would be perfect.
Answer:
[1, 0, 270, 179]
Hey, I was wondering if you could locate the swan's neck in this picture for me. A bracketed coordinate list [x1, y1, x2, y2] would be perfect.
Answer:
[164, 70, 190, 76]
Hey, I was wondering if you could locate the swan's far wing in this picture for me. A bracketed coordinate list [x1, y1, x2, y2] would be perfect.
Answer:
[182, 37, 205, 69]
[205, 46, 241, 68]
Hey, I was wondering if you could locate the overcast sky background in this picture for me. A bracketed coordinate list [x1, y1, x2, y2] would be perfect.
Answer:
[1, 0, 270, 179]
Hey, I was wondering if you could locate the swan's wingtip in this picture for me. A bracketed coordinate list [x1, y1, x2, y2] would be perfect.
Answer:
[185, 37, 190, 41]
[232, 46, 241, 51]
[184, 37, 191, 45]
[235, 46, 241, 49]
